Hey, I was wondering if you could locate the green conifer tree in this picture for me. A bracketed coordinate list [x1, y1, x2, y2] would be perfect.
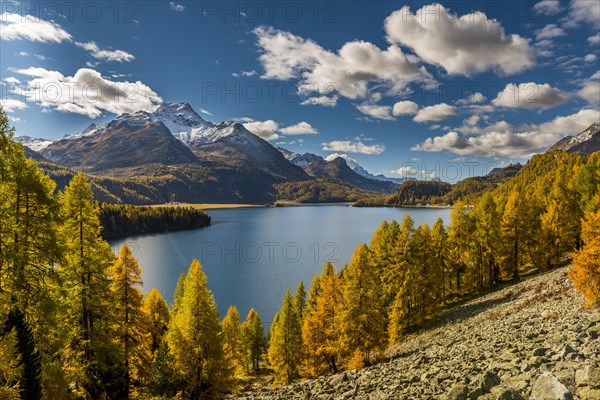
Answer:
[166, 259, 229, 398]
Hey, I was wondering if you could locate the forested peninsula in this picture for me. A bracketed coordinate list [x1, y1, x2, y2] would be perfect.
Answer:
[99, 204, 211, 239]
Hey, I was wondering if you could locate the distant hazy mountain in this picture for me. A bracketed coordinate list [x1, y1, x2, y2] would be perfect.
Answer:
[280, 148, 410, 186]
[327, 154, 411, 185]
[278, 147, 324, 168]
[279, 148, 397, 193]
[306, 158, 398, 193]
[548, 123, 600, 154]
[14, 135, 54, 152]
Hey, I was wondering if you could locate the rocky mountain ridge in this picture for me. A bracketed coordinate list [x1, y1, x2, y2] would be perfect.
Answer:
[548, 123, 600, 154]
[280, 147, 410, 185]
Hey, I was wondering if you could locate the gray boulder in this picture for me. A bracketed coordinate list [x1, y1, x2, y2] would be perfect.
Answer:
[531, 372, 573, 400]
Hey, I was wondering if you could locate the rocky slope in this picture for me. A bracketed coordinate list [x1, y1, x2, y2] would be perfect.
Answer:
[548, 123, 600, 155]
[41, 114, 199, 172]
[280, 148, 410, 186]
[234, 267, 600, 400]
[304, 158, 398, 194]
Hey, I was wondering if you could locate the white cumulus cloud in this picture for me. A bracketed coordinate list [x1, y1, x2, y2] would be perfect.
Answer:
[75, 41, 135, 63]
[384, 3, 536, 76]
[322, 140, 385, 155]
[533, 0, 564, 15]
[535, 24, 566, 40]
[0, 13, 72, 43]
[242, 119, 280, 141]
[390, 166, 418, 176]
[563, 0, 600, 29]
[412, 108, 600, 157]
[392, 100, 419, 116]
[493, 82, 565, 109]
[458, 92, 486, 104]
[12, 67, 162, 118]
[253, 26, 429, 100]
[0, 98, 27, 113]
[279, 121, 318, 135]
[413, 103, 456, 122]
[300, 95, 338, 107]
[356, 104, 395, 121]
[576, 73, 600, 104]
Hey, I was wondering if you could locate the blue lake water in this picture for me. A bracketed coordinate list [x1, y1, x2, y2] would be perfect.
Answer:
[110, 205, 451, 326]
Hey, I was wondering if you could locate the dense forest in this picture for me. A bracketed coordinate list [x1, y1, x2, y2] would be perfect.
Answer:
[99, 204, 211, 239]
[275, 178, 380, 203]
[1, 107, 599, 399]
[355, 164, 522, 207]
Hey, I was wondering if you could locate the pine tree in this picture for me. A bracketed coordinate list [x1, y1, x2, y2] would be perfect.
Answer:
[241, 308, 266, 375]
[142, 288, 170, 358]
[166, 259, 229, 398]
[411, 224, 439, 322]
[172, 272, 186, 314]
[294, 281, 307, 321]
[568, 206, 600, 308]
[338, 244, 385, 365]
[221, 306, 244, 375]
[370, 220, 391, 263]
[302, 264, 342, 376]
[431, 218, 449, 304]
[306, 273, 321, 311]
[388, 224, 438, 343]
[268, 288, 303, 384]
[0, 107, 67, 398]
[541, 172, 581, 268]
[500, 191, 527, 280]
[60, 173, 123, 398]
[147, 341, 178, 397]
[0, 307, 42, 400]
[382, 215, 414, 308]
[471, 193, 500, 289]
[448, 201, 473, 293]
[110, 244, 149, 395]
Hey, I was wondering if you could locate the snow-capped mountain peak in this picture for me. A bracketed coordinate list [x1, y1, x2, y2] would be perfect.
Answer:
[279, 148, 324, 168]
[150, 102, 209, 136]
[324, 153, 360, 170]
[146, 102, 264, 148]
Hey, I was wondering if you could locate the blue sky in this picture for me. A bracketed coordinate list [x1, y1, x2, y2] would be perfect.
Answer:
[1, 0, 599, 180]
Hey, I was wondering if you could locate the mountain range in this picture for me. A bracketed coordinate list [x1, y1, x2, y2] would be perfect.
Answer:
[17, 103, 397, 204]
[16, 103, 600, 205]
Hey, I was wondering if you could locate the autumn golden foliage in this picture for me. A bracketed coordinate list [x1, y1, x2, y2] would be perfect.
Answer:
[568, 208, 600, 308]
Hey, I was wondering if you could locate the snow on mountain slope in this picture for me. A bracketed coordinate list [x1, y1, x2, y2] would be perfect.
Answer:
[148, 102, 266, 149]
[548, 123, 600, 154]
[15, 136, 54, 152]
[320, 151, 410, 184]
[325, 153, 360, 169]
[279, 147, 324, 168]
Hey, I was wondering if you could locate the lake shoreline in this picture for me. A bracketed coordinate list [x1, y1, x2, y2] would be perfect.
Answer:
[353, 204, 454, 209]
[149, 201, 357, 210]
